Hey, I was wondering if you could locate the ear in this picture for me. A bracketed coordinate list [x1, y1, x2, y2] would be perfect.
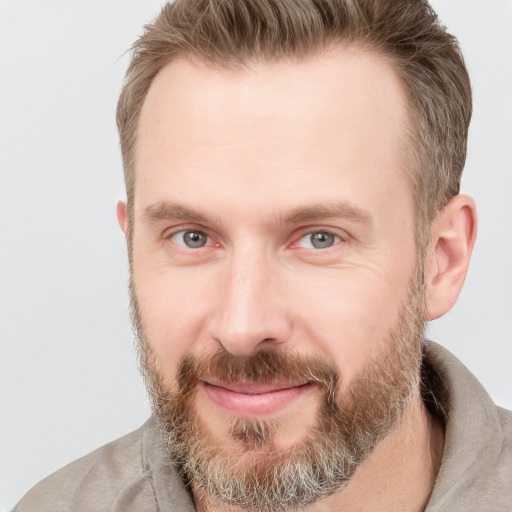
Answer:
[116, 200, 129, 235]
[424, 194, 477, 321]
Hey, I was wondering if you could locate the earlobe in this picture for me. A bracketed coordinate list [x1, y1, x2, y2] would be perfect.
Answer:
[116, 200, 129, 235]
[425, 194, 477, 321]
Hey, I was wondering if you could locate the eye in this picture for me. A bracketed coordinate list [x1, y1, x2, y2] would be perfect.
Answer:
[171, 230, 210, 249]
[297, 231, 340, 250]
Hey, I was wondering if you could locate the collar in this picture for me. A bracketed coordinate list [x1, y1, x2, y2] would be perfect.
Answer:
[422, 341, 504, 511]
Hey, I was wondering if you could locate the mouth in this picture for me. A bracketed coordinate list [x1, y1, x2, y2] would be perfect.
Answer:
[201, 380, 312, 417]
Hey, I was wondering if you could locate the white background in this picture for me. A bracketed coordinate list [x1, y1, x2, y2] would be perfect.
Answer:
[1, 1, 511, 510]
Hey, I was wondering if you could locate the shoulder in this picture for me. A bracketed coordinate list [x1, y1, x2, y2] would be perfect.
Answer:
[497, 405, 512, 468]
[15, 422, 157, 512]
[457, 405, 512, 508]
[424, 342, 512, 510]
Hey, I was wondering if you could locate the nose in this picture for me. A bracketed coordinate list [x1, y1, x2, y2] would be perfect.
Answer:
[207, 250, 292, 356]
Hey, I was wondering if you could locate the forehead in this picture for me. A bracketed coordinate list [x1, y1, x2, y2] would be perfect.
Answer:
[138, 47, 408, 146]
[134, 47, 412, 221]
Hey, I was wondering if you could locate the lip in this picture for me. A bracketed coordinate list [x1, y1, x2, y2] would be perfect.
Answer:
[201, 380, 311, 417]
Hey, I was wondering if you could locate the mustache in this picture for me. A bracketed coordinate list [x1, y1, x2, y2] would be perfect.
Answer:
[175, 349, 339, 402]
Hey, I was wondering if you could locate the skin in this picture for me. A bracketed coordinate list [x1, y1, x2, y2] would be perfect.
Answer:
[117, 47, 477, 511]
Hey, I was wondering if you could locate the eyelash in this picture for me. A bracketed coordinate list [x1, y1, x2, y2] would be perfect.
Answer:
[168, 229, 212, 249]
[295, 231, 342, 250]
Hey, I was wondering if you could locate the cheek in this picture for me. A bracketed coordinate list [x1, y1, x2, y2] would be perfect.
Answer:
[132, 262, 218, 378]
[291, 272, 411, 386]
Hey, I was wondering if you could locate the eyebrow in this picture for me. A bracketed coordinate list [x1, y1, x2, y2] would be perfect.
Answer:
[283, 201, 372, 225]
[143, 202, 209, 223]
[143, 200, 372, 226]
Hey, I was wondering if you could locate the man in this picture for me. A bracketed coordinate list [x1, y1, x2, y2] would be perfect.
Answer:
[16, 0, 511, 510]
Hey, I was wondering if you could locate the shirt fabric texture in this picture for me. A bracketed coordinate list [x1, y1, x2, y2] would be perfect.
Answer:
[15, 342, 512, 511]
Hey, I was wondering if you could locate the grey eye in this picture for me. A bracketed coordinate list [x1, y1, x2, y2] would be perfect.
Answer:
[311, 232, 336, 249]
[172, 230, 209, 248]
[298, 231, 339, 249]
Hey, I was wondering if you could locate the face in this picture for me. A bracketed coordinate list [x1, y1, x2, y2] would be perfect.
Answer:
[126, 47, 424, 509]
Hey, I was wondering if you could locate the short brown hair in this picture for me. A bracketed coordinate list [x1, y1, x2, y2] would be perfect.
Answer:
[117, 0, 471, 246]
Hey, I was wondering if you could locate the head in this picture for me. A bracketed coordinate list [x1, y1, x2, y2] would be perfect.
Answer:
[116, 0, 476, 509]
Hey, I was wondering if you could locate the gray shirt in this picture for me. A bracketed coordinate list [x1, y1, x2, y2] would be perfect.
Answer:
[15, 342, 512, 511]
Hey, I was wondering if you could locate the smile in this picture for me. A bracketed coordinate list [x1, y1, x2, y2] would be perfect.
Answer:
[201, 380, 312, 418]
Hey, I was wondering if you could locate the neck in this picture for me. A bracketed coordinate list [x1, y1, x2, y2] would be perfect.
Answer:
[194, 395, 445, 512]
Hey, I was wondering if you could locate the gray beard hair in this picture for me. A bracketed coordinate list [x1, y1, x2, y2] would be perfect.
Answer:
[131, 267, 426, 512]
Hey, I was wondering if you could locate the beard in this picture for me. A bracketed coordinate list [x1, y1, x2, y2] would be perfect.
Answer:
[130, 266, 426, 511]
